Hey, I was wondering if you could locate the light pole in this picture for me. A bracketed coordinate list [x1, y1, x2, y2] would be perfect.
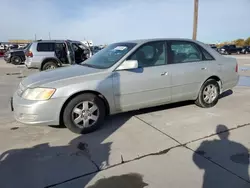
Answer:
[192, 0, 199, 40]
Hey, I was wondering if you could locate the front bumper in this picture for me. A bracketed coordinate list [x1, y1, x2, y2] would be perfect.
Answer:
[12, 92, 67, 126]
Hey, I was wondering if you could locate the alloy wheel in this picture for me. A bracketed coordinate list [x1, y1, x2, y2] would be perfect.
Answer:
[71, 101, 99, 128]
[203, 84, 218, 104]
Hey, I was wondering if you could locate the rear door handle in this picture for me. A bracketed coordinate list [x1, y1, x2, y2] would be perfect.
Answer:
[161, 72, 168, 76]
[201, 67, 207, 70]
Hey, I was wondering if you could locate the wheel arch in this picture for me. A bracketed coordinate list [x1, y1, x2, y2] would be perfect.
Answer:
[203, 75, 222, 93]
[40, 58, 61, 71]
[59, 90, 110, 126]
[195, 75, 222, 99]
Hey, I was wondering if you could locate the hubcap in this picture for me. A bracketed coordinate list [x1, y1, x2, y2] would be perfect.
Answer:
[203, 84, 218, 104]
[46, 65, 56, 70]
[72, 101, 99, 128]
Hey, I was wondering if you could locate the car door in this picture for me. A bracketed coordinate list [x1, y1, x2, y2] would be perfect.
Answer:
[168, 40, 214, 102]
[112, 41, 171, 112]
[65, 41, 75, 64]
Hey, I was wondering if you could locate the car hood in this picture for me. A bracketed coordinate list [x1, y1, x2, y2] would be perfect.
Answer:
[21, 65, 105, 88]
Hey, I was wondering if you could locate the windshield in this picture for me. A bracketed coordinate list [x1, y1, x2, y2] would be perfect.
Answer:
[82, 42, 136, 69]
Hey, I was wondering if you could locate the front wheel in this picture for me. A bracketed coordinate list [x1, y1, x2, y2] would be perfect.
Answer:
[195, 79, 220, 108]
[63, 93, 106, 134]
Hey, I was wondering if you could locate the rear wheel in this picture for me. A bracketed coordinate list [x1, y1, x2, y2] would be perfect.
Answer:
[195, 79, 220, 108]
[42, 61, 58, 71]
[63, 93, 106, 134]
[11, 56, 22, 65]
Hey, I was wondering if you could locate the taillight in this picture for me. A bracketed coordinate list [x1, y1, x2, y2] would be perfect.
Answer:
[26, 51, 33, 57]
[235, 63, 238, 72]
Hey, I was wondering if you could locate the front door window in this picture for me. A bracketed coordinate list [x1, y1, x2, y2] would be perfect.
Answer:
[127, 41, 167, 67]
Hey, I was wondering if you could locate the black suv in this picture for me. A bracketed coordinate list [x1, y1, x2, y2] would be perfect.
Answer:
[4, 43, 31, 65]
[241, 46, 250, 54]
[218, 45, 242, 55]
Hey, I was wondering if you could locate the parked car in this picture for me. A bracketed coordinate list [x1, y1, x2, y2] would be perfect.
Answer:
[241, 46, 250, 54]
[11, 38, 239, 134]
[4, 43, 31, 65]
[0, 44, 5, 50]
[218, 45, 242, 55]
[70, 40, 92, 62]
[24, 40, 91, 71]
[8, 44, 19, 50]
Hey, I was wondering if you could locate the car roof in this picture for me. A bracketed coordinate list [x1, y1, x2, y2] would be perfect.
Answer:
[122, 38, 198, 45]
[33, 40, 69, 43]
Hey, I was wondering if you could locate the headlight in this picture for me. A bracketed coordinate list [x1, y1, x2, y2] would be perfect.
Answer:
[22, 88, 56, 100]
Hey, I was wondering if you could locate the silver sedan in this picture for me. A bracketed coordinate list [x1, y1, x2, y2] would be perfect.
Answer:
[12, 38, 239, 134]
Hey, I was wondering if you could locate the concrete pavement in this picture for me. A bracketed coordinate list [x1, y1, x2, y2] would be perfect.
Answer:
[0, 56, 249, 188]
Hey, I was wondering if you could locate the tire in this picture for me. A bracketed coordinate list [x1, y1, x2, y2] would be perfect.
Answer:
[11, 56, 22, 65]
[63, 93, 106, 134]
[195, 79, 220, 108]
[42, 61, 58, 71]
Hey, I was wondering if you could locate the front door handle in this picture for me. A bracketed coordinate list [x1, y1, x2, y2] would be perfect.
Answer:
[161, 72, 168, 76]
[201, 67, 207, 70]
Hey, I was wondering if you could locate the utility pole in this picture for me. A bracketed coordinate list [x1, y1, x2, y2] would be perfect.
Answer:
[192, 0, 199, 40]
[35, 34, 37, 40]
[49, 32, 51, 40]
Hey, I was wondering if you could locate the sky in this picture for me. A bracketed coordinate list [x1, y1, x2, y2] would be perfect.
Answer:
[1, 0, 250, 44]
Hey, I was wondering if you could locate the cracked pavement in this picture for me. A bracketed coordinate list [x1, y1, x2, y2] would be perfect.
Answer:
[0, 57, 250, 188]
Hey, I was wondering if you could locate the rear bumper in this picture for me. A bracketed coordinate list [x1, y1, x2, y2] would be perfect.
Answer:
[12, 92, 67, 126]
[25, 58, 40, 69]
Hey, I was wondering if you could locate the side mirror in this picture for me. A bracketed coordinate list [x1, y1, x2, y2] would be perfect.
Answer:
[116, 60, 138, 71]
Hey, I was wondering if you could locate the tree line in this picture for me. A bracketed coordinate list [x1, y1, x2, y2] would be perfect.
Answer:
[217, 37, 250, 47]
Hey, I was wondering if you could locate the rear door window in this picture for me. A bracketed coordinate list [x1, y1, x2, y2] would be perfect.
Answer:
[37, 43, 55, 52]
[169, 41, 202, 63]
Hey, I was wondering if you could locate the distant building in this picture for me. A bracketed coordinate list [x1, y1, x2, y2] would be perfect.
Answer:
[8, 39, 32, 44]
